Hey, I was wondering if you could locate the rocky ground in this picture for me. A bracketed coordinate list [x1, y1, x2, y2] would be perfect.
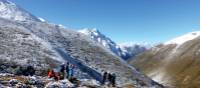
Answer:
[0, 73, 137, 88]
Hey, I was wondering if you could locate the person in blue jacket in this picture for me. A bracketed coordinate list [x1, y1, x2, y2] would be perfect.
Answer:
[68, 64, 75, 79]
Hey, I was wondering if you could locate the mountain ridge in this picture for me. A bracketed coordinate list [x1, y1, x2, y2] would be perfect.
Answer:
[165, 31, 200, 45]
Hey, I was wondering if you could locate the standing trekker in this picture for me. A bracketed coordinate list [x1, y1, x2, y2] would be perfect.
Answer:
[26, 65, 35, 76]
[60, 63, 66, 80]
[108, 73, 112, 87]
[68, 64, 75, 79]
[111, 73, 116, 87]
[102, 71, 108, 85]
[66, 62, 70, 79]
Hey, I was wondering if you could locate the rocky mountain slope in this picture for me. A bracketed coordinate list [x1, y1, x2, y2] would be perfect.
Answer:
[0, 0, 163, 87]
[0, 15, 163, 88]
[129, 31, 200, 88]
[0, 73, 99, 88]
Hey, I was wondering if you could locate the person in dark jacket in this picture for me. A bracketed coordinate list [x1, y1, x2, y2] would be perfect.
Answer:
[25, 66, 35, 76]
[66, 62, 70, 79]
[102, 71, 108, 85]
[108, 73, 112, 86]
[60, 63, 65, 73]
[111, 73, 116, 87]
[60, 63, 65, 80]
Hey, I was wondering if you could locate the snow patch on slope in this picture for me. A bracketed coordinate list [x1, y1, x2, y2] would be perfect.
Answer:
[78, 28, 99, 36]
[38, 17, 46, 22]
[148, 68, 172, 87]
[165, 31, 200, 45]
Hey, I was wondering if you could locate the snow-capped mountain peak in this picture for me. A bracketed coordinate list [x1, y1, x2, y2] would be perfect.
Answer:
[0, 0, 41, 22]
[78, 28, 123, 57]
[78, 28, 113, 47]
[165, 31, 200, 45]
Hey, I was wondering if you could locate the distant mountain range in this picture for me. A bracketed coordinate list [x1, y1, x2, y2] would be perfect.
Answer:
[78, 28, 150, 60]
[0, 0, 163, 87]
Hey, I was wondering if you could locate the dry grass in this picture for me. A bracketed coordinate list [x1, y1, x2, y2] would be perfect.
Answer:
[129, 37, 200, 88]
[0, 76, 27, 83]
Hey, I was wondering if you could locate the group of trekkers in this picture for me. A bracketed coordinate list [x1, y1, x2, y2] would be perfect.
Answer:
[102, 71, 116, 87]
[47, 62, 117, 87]
[47, 62, 75, 81]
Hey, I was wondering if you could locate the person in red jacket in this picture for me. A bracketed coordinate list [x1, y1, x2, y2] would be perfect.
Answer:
[48, 69, 56, 78]
[48, 69, 60, 81]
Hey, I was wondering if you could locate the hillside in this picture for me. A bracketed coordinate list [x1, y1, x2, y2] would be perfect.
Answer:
[129, 31, 200, 88]
[0, 17, 164, 87]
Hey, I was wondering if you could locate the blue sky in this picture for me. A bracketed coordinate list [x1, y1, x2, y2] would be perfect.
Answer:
[10, 0, 200, 44]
